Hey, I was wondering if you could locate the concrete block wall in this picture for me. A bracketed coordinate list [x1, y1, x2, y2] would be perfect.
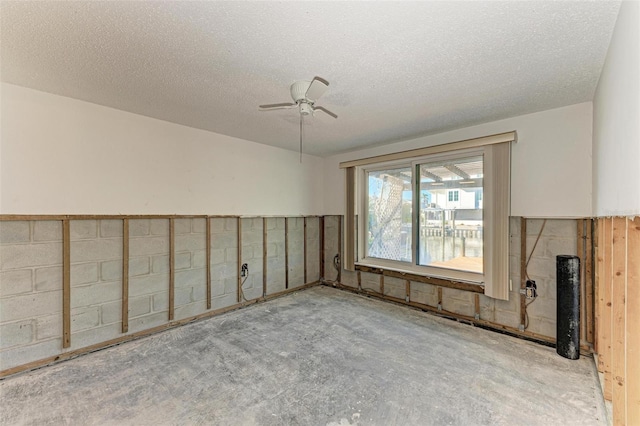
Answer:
[326, 216, 579, 341]
[240, 218, 264, 301]
[265, 218, 286, 294]
[1, 221, 63, 369]
[211, 218, 239, 309]
[305, 218, 320, 283]
[128, 219, 171, 333]
[287, 217, 305, 289]
[69, 220, 123, 349]
[175, 218, 207, 320]
[323, 216, 341, 282]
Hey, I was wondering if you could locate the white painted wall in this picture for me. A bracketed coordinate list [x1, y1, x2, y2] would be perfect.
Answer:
[0, 83, 324, 215]
[324, 102, 593, 218]
[593, 1, 640, 216]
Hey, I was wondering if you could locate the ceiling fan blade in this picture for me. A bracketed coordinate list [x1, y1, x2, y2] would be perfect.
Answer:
[259, 102, 296, 110]
[314, 105, 338, 119]
[305, 77, 329, 101]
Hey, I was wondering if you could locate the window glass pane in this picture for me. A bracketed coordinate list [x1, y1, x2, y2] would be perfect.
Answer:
[367, 167, 412, 262]
[417, 155, 483, 273]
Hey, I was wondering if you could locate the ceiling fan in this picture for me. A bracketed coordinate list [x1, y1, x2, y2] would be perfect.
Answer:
[259, 77, 338, 161]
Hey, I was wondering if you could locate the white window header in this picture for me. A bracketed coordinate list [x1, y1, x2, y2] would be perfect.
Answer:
[339, 131, 517, 169]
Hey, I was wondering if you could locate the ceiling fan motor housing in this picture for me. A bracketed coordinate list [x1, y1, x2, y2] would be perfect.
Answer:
[290, 80, 311, 102]
[299, 102, 312, 116]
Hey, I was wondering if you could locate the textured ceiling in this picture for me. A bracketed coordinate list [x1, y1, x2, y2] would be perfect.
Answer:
[1, 1, 620, 157]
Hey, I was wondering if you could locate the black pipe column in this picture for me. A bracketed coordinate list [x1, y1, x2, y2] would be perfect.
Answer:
[556, 255, 580, 359]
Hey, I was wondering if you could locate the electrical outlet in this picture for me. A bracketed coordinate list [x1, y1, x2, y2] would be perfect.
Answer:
[241, 263, 248, 277]
[525, 279, 537, 298]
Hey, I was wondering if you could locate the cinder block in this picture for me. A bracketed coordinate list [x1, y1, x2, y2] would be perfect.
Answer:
[192, 218, 206, 234]
[494, 292, 518, 313]
[383, 279, 405, 299]
[241, 284, 262, 301]
[211, 279, 225, 297]
[130, 236, 169, 257]
[129, 296, 151, 318]
[70, 220, 97, 240]
[174, 252, 192, 271]
[242, 245, 254, 260]
[223, 277, 237, 295]
[211, 292, 236, 310]
[152, 291, 169, 312]
[442, 287, 473, 303]
[545, 238, 577, 258]
[128, 256, 150, 277]
[442, 298, 474, 317]
[175, 268, 206, 289]
[70, 262, 99, 286]
[34, 266, 62, 292]
[35, 313, 61, 340]
[71, 282, 121, 308]
[224, 218, 238, 231]
[0, 269, 33, 296]
[70, 306, 100, 332]
[526, 317, 556, 339]
[0, 291, 61, 322]
[494, 309, 520, 328]
[266, 270, 286, 294]
[150, 219, 170, 236]
[0, 338, 62, 372]
[225, 247, 237, 263]
[212, 232, 237, 250]
[175, 287, 192, 306]
[151, 254, 170, 274]
[0, 221, 30, 244]
[129, 273, 170, 298]
[210, 218, 225, 233]
[100, 220, 123, 238]
[99, 300, 122, 325]
[176, 234, 205, 252]
[175, 300, 207, 320]
[191, 250, 206, 268]
[527, 298, 557, 322]
[526, 257, 556, 280]
[210, 249, 225, 265]
[69, 323, 120, 351]
[1, 242, 62, 270]
[0, 320, 33, 349]
[265, 218, 277, 230]
[129, 219, 150, 236]
[127, 312, 167, 334]
[102, 297, 154, 324]
[174, 219, 191, 235]
[101, 259, 123, 282]
[340, 270, 357, 287]
[71, 238, 122, 262]
[192, 283, 207, 302]
[33, 221, 63, 242]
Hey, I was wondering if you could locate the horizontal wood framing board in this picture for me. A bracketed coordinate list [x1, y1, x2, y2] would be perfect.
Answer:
[339, 131, 516, 168]
[0, 214, 323, 221]
[0, 282, 322, 379]
[355, 265, 484, 294]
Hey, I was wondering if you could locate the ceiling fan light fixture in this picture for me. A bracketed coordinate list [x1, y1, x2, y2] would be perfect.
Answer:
[299, 102, 312, 116]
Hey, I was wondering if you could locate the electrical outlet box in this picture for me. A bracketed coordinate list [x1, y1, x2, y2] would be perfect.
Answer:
[525, 279, 537, 298]
[241, 263, 248, 277]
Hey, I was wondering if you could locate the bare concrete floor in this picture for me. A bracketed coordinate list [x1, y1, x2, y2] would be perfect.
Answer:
[1, 286, 606, 425]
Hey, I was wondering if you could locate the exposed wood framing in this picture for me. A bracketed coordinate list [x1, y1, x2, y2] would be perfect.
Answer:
[602, 217, 613, 400]
[122, 219, 129, 333]
[405, 280, 410, 302]
[285, 217, 289, 289]
[304, 217, 308, 283]
[355, 265, 483, 294]
[586, 219, 594, 344]
[520, 217, 527, 327]
[627, 217, 639, 425]
[319, 217, 325, 281]
[611, 217, 626, 424]
[357, 270, 362, 289]
[337, 216, 342, 283]
[437, 287, 443, 310]
[380, 275, 385, 295]
[474, 294, 480, 319]
[263, 217, 267, 297]
[206, 218, 212, 310]
[169, 218, 175, 321]
[578, 219, 586, 343]
[237, 217, 242, 303]
[1, 281, 322, 379]
[62, 220, 71, 348]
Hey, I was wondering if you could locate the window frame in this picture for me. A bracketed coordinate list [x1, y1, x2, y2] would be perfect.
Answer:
[357, 147, 486, 284]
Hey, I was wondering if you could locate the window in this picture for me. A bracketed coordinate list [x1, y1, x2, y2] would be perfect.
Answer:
[342, 131, 514, 300]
